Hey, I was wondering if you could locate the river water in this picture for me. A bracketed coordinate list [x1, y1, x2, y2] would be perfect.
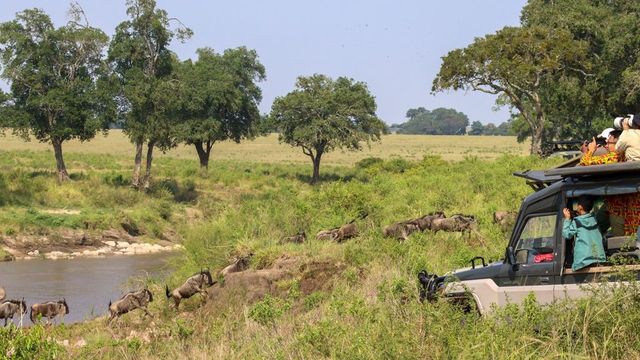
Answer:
[0, 253, 174, 325]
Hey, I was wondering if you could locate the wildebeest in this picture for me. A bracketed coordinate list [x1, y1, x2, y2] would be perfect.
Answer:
[108, 288, 154, 323]
[30, 299, 69, 324]
[333, 222, 358, 243]
[316, 219, 361, 243]
[430, 214, 478, 235]
[0, 287, 5, 302]
[315, 228, 339, 241]
[0, 299, 27, 326]
[280, 231, 306, 244]
[220, 253, 253, 276]
[493, 211, 517, 228]
[410, 212, 446, 231]
[383, 221, 420, 241]
[166, 270, 216, 309]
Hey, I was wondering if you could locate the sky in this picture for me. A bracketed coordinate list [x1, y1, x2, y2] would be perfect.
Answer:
[2, 0, 527, 125]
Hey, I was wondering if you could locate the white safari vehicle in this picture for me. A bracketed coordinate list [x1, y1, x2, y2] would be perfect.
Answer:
[419, 161, 640, 314]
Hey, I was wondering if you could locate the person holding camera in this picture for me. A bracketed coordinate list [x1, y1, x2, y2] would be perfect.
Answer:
[579, 128, 622, 166]
[615, 114, 640, 161]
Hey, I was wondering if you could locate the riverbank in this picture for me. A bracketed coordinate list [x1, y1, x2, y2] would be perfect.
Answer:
[0, 228, 184, 261]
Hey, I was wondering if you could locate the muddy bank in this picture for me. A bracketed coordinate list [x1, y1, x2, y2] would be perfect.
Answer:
[0, 228, 183, 261]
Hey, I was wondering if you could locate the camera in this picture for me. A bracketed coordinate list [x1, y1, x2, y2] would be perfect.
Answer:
[614, 114, 636, 130]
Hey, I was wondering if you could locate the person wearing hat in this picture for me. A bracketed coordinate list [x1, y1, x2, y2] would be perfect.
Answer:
[579, 128, 622, 166]
[615, 114, 640, 161]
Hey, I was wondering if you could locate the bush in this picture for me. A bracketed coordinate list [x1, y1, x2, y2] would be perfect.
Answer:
[248, 295, 291, 326]
[0, 325, 63, 359]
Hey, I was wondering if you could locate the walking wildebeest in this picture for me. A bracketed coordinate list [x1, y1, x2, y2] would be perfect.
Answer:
[280, 231, 306, 244]
[430, 214, 478, 235]
[30, 299, 69, 324]
[333, 222, 358, 242]
[410, 212, 446, 231]
[166, 270, 216, 309]
[108, 288, 154, 323]
[220, 253, 253, 276]
[0, 299, 27, 326]
[383, 221, 420, 241]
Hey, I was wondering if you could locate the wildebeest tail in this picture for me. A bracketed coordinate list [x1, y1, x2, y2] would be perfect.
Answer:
[29, 306, 34, 323]
[165, 285, 171, 299]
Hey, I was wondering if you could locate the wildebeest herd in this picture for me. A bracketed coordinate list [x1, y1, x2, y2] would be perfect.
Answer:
[0, 210, 515, 327]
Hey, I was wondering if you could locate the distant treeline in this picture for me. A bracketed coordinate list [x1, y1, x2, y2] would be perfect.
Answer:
[390, 107, 512, 136]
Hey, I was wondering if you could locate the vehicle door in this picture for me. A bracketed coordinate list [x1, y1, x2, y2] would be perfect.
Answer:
[494, 211, 560, 306]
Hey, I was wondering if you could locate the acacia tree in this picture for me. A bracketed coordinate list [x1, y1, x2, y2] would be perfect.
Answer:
[0, 7, 110, 181]
[432, 26, 590, 155]
[178, 47, 266, 170]
[108, 0, 191, 189]
[270, 74, 386, 184]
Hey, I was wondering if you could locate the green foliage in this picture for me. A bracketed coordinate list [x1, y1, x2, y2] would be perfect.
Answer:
[270, 74, 386, 183]
[433, 25, 591, 155]
[176, 47, 266, 169]
[0, 325, 63, 359]
[0, 7, 111, 180]
[397, 107, 469, 135]
[108, 0, 192, 186]
[248, 295, 291, 326]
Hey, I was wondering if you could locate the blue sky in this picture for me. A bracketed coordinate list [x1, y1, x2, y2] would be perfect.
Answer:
[2, 0, 527, 125]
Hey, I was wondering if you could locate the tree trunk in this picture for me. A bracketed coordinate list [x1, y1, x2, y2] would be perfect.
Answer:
[531, 96, 545, 157]
[194, 140, 214, 170]
[143, 141, 155, 190]
[132, 138, 144, 188]
[51, 138, 70, 182]
[311, 153, 322, 184]
[530, 126, 544, 156]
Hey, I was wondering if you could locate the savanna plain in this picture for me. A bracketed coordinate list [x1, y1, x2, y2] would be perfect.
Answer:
[2, 133, 640, 359]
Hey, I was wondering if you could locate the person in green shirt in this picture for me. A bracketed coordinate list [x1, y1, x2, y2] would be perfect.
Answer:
[563, 195, 607, 271]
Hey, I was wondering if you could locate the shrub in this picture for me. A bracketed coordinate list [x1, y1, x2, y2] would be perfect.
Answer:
[0, 325, 63, 359]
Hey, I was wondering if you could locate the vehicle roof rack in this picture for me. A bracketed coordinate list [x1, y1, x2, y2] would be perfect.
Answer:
[513, 156, 581, 191]
[545, 161, 640, 178]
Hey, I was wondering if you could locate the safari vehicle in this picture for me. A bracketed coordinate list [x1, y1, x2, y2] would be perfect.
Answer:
[419, 161, 640, 314]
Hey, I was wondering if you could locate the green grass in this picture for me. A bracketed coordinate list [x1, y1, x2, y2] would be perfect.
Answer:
[5, 145, 640, 359]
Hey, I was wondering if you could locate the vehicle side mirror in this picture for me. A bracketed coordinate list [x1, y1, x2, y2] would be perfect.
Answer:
[506, 246, 517, 265]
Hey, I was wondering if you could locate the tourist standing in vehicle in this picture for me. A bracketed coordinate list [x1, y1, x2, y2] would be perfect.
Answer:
[562, 195, 606, 271]
[579, 129, 622, 166]
[615, 114, 640, 161]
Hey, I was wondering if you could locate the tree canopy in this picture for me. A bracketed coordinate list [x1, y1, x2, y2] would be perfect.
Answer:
[433, 25, 591, 155]
[396, 107, 469, 135]
[270, 74, 386, 183]
[0, 7, 110, 181]
[177, 47, 266, 169]
[108, 0, 191, 188]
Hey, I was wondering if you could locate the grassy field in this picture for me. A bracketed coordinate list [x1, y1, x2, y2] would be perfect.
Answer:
[3, 136, 640, 359]
[0, 130, 529, 165]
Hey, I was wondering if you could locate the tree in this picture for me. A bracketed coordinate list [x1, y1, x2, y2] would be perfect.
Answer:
[470, 121, 484, 135]
[0, 7, 110, 181]
[270, 74, 385, 184]
[178, 47, 266, 170]
[432, 26, 591, 155]
[520, 0, 640, 145]
[108, 0, 191, 189]
[396, 107, 469, 135]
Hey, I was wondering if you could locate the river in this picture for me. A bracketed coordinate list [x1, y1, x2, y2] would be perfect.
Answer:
[0, 253, 174, 325]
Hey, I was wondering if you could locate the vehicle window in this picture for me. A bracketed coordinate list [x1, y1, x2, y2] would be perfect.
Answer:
[514, 214, 556, 264]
